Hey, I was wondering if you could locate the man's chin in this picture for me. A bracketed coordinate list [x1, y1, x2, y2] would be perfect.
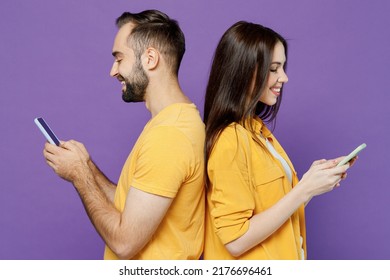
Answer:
[122, 93, 143, 103]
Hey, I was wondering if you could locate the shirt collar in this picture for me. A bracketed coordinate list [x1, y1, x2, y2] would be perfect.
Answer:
[246, 116, 272, 138]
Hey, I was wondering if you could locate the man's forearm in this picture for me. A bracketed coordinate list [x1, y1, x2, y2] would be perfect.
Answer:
[72, 169, 124, 255]
[88, 159, 117, 203]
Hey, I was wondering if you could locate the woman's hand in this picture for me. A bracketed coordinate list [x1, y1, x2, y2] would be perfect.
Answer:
[298, 159, 350, 203]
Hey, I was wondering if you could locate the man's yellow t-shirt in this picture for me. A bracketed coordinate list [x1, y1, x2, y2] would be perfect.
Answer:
[104, 103, 205, 260]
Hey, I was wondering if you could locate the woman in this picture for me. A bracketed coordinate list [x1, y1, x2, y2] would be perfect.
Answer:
[203, 21, 352, 260]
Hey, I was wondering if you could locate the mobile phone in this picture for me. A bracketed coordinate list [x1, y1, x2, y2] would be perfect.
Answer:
[34, 117, 60, 146]
[337, 143, 366, 166]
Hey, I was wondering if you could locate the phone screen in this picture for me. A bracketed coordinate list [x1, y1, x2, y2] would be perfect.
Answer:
[34, 117, 60, 146]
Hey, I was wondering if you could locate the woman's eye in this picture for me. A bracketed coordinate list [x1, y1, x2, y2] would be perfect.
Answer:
[270, 68, 277, 73]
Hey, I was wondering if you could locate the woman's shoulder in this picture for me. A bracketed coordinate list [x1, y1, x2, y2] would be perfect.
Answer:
[209, 122, 256, 169]
[220, 122, 250, 137]
[214, 122, 251, 149]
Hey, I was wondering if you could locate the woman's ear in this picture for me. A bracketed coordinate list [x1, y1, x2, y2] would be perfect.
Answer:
[142, 47, 159, 70]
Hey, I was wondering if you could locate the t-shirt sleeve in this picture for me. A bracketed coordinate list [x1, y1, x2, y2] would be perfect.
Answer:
[208, 127, 255, 245]
[131, 126, 193, 198]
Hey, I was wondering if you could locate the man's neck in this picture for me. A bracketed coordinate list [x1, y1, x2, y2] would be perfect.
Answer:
[145, 79, 191, 118]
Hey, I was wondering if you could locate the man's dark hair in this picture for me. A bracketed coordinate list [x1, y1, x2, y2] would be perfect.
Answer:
[116, 10, 185, 76]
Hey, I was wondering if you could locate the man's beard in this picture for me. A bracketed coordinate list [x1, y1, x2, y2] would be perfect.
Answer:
[122, 60, 149, 103]
[122, 80, 147, 103]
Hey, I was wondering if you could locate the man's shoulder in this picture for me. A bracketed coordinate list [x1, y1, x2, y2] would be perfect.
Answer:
[147, 103, 204, 139]
[152, 103, 203, 125]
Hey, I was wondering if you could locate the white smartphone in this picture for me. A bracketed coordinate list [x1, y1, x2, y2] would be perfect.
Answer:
[34, 117, 60, 146]
[337, 143, 366, 166]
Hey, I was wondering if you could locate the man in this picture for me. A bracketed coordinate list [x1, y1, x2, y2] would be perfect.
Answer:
[43, 10, 205, 260]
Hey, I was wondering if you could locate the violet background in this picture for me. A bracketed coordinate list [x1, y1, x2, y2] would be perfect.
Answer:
[0, 0, 389, 259]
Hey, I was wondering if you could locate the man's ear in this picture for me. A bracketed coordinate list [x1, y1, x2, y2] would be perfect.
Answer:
[142, 47, 159, 70]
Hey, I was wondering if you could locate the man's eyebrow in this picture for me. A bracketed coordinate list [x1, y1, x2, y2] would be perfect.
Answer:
[112, 51, 122, 58]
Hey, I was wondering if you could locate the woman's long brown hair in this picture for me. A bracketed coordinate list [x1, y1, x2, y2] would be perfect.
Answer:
[203, 21, 288, 185]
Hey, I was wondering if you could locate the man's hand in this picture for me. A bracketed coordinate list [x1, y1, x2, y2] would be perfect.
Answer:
[43, 140, 91, 183]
